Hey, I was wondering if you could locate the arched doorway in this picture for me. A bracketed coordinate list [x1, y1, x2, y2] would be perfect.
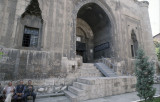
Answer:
[76, 3, 113, 63]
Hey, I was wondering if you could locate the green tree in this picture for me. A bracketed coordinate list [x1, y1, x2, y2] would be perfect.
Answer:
[0, 51, 3, 59]
[156, 47, 160, 61]
[153, 40, 160, 48]
[135, 48, 156, 102]
[154, 40, 160, 61]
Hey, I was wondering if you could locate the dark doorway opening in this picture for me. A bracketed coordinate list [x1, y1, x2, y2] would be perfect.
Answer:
[76, 3, 113, 63]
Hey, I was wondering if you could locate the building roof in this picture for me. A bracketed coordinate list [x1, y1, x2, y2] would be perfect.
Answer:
[153, 33, 160, 38]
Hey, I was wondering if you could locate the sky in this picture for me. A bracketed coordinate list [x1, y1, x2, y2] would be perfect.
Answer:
[139, 0, 160, 36]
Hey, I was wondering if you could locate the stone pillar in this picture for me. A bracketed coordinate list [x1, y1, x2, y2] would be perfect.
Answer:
[139, 1, 158, 73]
[139, 1, 157, 59]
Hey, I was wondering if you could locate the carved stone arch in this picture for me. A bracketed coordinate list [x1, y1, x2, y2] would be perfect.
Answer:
[74, 0, 116, 27]
[21, 0, 43, 21]
[73, 0, 117, 37]
[72, 0, 117, 60]
[76, 27, 86, 37]
[76, 18, 94, 39]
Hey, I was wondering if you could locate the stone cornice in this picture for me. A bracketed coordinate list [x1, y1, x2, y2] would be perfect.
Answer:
[137, 1, 149, 8]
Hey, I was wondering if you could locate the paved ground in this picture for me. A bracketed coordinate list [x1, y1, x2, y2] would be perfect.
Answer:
[33, 84, 160, 102]
[34, 96, 70, 102]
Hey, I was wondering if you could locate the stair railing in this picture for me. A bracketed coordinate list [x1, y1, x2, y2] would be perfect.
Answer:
[100, 57, 117, 73]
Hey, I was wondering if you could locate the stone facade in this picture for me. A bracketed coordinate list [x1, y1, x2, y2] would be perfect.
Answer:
[153, 33, 160, 42]
[0, 0, 157, 81]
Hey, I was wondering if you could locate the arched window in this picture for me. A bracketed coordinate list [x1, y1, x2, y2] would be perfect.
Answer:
[21, 0, 43, 48]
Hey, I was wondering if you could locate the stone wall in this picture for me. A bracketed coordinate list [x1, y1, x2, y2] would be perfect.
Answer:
[0, 0, 157, 80]
[0, 48, 53, 80]
[79, 77, 136, 100]
[0, 78, 69, 95]
[67, 76, 137, 101]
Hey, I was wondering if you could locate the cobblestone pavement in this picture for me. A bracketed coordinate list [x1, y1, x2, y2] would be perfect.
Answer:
[34, 84, 160, 102]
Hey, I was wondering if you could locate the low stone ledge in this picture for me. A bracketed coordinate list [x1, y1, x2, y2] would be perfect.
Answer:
[36, 92, 65, 99]
[77, 76, 137, 101]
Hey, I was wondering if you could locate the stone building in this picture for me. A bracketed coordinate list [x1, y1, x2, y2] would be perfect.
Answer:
[0, 0, 156, 81]
[153, 33, 160, 42]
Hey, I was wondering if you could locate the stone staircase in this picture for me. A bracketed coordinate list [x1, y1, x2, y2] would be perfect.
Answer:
[95, 63, 117, 77]
[64, 76, 136, 102]
[64, 78, 91, 102]
[64, 63, 118, 102]
[67, 63, 104, 78]
[78, 63, 104, 77]
[64, 63, 104, 102]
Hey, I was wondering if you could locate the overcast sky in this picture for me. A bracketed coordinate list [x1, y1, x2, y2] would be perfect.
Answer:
[138, 0, 160, 36]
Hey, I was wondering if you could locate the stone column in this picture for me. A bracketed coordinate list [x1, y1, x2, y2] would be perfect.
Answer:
[139, 1, 157, 59]
[139, 1, 158, 73]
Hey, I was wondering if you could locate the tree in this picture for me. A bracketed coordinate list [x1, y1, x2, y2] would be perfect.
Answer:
[135, 48, 156, 102]
[154, 40, 160, 61]
[156, 47, 160, 61]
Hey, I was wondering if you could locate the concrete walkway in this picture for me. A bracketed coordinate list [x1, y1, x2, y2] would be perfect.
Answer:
[34, 84, 160, 102]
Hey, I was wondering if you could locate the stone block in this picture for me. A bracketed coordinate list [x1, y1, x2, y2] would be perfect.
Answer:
[73, 82, 89, 90]
[38, 88, 45, 92]
[68, 86, 85, 96]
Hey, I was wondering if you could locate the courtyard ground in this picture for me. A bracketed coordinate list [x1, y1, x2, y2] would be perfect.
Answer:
[32, 84, 160, 102]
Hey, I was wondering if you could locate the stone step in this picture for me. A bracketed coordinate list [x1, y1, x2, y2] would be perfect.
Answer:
[79, 73, 103, 77]
[82, 63, 94, 66]
[64, 90, 78, 102]
[108, 74, 117, 77]
[81, 63, 95, 67]
[80, 67, 99, 70]
[76, 63, 104, 77]
[77, 78, 94, 85]
[36, 93, 64, 99]
[79, 70, 100, 73]
[79, 67, 97, 69]
[73, 82, 89, 90]
[68, 86, 86, 96]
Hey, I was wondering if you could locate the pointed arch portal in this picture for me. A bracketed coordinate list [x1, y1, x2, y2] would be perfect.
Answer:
[76, 3, 113, 63]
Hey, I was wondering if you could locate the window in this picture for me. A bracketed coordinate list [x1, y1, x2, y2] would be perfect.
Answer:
[131, 45, 134, 57]
[131, 29, 138, 58]
[22, 26, 39, 47]
[76, 36, 81, 42]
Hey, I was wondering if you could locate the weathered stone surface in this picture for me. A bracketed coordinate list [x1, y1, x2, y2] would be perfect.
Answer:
[0, 0, 157, 80]
[0, 0, 158, 100]
[38, 88, 45, 92]
[65, 76, 137, 101]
